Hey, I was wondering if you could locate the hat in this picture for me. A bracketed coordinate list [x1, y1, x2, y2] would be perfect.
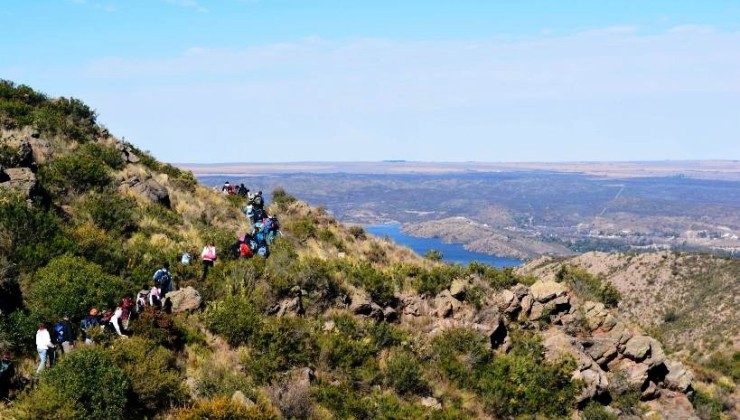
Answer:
[90, 308, 99, 316]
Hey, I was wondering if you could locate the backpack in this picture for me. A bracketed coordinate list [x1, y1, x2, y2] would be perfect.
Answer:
[181, 253, 192, 265]
[53, 322, 66, 343]
[257, 246, 269, 258]
[263, 217, 275, 232]
[153, 268, 171, 288]
[80, 316, 99, 331]
[254, 195, 264, 207]
[255, 231, 267, 246]
[239, 242, 252, 258]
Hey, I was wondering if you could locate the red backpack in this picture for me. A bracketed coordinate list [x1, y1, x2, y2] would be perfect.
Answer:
[239, 242, 253, 258]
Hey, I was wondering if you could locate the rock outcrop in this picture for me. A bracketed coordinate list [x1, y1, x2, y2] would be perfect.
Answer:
[122, 175, 171, 207]
[164, 287, 202, 313]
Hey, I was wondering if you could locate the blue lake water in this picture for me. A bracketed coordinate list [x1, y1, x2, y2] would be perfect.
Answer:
[365, 224, 523, 268]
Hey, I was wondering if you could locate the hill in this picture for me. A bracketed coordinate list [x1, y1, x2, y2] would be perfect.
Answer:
[0, 80, 734, 419]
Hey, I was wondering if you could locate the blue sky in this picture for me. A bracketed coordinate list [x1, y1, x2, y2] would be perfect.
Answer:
[2, 1, 739, 163]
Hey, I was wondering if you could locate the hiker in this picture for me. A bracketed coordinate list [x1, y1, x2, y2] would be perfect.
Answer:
[238, 184, 249, 197]
[0, 352, 14, 400]
[80, 308, 100, 344]
[153, 262, 173, 295]
[201, 242, 217, 280]
[109, 306, 127, 337]
[181, 252, 192, 265]
[149, 284, 162, 308]
[221, 181, 231, 194]
[136, 286, 150, 312]
[53, 315, 75, 354]
[120, 297, 135, 329]
[251, 190, 265, 210]
[35, 323, 55, 374]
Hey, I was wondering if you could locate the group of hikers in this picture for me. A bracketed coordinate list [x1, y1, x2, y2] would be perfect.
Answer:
[25, 181, 281, 377]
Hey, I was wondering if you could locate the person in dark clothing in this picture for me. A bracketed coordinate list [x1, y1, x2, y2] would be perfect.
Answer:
[238, 184, 249, 197]
[54, 315, 75, 354]
[0, 352, 15, 400]
[80, 308, 101, 344]
[153, 262, 173, 295]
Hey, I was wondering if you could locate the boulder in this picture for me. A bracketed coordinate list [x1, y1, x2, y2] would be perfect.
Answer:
[530, 280, 567, 303]
[583, 301, 609, 331]
[623, 336, 652, 361]
[475, 308, 507, 349]
[274, 296, 304, 317]
[641, 381, 661, 401]
[612, 358, 650, 388]
[496, 289, 520, 314]
[434, 290, 461, 318]
[349, 291, 374, 315]
[528, 302, 544, 321]
[383, 306, 399, 323]
[420, 396, 441, 410]
[511, 284, 529, 299]
[449, 278, 469, 299]
[115, 142, 141, 164]
[0, 167, 39, 199]
[16, 139, 34, 168]
[664, 361, 693, 393]
[517, 294, 534, 322]
[582, 337, 618, 367]
[124, 176, 170, 207]
[296, 367, 315, 387]
[164, 287, 202, 313]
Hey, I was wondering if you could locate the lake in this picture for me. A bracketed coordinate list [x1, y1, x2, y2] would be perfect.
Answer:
[365, 224, 523, 268]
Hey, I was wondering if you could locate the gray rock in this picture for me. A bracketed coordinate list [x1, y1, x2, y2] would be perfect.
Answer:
[665, 361, 693, 393]
[420, 396, 441, 410]
[530, 280, 567, 303]
[623, 336, 651, 361]
[164, 286, 202, 313]
[641, 381, 660, 400]
[434, 290, 460, 318]
[125, 176, 170, 207]
[528, 302, 544, 321]
[582, 338, 618, 367]
[383, 306, 399, 323]
[449, 278, 468, 299]
[0, 167, 39, 199]
[349, 291, 373, 315]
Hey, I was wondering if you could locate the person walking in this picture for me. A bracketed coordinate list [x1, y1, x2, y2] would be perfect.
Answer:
[80, 308, 100, 345]
[200, 242, 217, 280]
[35, 324, 55, 374]
[153, 262, 174, 295]
[53, 315, 75, 354]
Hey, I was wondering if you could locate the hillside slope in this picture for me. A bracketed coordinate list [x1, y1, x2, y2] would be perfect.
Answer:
[0, 80, 729, 419]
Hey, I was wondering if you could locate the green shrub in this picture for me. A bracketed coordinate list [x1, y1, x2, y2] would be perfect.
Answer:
[364, 241, 387, 264]
[174, 396, 280, 420]
[78, 191, 138, 235]
[285, 217, 317, 242]
[385, 349, 429, 395]
[80, 142, 125, 170]
[0, 310, 39, 353]
[244, 316, 318, 384]
[424, 249, 443, 261]
[468, 263, 522, 290]
[703, 351, 740, 381]
[339, 261, 395, 305]
[690, 389, 725, 420]
[39, 147, 113, 196]
[556, 265, 621, 307]
[110, 337, 188, 415]
[271, 187, 297, 210]
[0, 194, 74, 270]
[204, 295, 262, 347]
[14, 347, 130, 419]
[27, 254, 133, 321]
[129, 307, 184, 350]
[416, 265, 465, 296]
[348, 225, 366, 240]
[193, 359, 255, 399]
[582, 401, 617, 420]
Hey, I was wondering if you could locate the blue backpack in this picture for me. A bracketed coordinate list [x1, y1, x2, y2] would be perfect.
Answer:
[153, 268, 171, 287]
[257, 246, 269, 258]
[53, 322, 66, 343]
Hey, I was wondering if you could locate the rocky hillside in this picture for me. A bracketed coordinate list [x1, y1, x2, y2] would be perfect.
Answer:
[0, 80, 729, 419]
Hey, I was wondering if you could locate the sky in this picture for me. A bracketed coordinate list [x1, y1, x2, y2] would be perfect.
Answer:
[1, 1, 739, 163]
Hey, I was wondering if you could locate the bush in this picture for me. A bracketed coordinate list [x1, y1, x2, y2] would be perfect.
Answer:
[416, 265, 465, 296]
[468, 263, 522, 290]
[79, 142, 125, 170]
[339, 261, 395, 306]
[204, 295, 262, 347]
[582, 401, 617, 420]
[110, 337, 188, 415]
[39, 147, 113, 196]
[348, 226, 366, 240]
[385, 349, 429, 395]
[13, 347, 130, 419]
[424, 249, 443, 261]
[27, 254, 133, 321]
[193, 359, 255, 399]
[285, 217, 317, 242]
[703, 351, 740, 382]
[271, 187, 297, 210]
[78, 191, 138, 235]
[173, 396, 280, 420]
[244, 316, 318, 384]
[690, 389, 726, 420]
[129, 307, 184, 350]
[0, 194, 74, 270]
[556, 265, 621, 307]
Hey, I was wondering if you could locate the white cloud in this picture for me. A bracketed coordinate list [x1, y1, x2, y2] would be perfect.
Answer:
[163, 0, 208, 13]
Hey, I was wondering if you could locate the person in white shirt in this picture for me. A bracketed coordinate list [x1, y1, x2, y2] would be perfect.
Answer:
[109, 307, 126, 337]
[35, 324, 55, 374]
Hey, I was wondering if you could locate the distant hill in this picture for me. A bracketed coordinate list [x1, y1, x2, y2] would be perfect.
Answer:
[0, 80, 734, 419]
